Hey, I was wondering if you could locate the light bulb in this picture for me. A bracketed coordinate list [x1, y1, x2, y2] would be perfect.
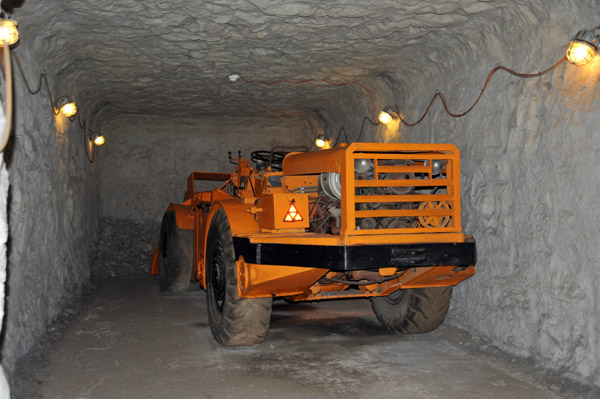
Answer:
[91, 133, 105, 146]
[315, 134, 326, 148]
[60, 102, 78, 118]
[566, 41, 596, 66]
[379, 107, 398, 125]
[566, 29, 599, 66]
[378, 110, 393, 125]
[0, 19, 19, 46]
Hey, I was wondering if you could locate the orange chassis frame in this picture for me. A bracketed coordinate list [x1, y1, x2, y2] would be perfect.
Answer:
[151, 143, 476, 301]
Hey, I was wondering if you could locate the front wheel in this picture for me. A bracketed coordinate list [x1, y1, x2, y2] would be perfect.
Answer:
[370, 287, 453, 334]
[205, 209, 272, 346]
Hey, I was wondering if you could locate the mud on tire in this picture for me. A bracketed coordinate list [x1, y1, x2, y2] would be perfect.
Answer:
[206, 209, 272, 346]
[370, 287, 453, 334]
[158, 211, 193, 293]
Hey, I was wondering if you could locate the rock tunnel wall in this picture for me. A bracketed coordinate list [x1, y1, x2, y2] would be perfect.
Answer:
[3, 0, 599, 391]
[0, 92, 12, 397]
[93, 115, 314, 278]
[0, 44, 99, 373]
[382, 5, 600, 388]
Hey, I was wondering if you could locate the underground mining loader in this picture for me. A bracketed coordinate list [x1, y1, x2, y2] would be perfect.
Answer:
[150, 143, 476, 346]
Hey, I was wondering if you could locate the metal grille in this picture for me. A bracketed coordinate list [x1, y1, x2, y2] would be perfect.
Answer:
[345, 147, 461, 235]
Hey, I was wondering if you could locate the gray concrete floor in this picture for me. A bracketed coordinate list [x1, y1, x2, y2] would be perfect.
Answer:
[12, 277, 597, 398]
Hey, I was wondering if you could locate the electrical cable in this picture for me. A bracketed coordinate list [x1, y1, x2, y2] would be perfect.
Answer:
[330, 55, 568, 143]
[355, 116, 378, 143]
[0, 41, 13, 152]
[13, 51, 97, 163]
[12, 51, 59, 115]
[395, 55, 568, 127]
[78, 113, 94, 163]
[12, 51, 44, 94]
[333, 126, 349, 147]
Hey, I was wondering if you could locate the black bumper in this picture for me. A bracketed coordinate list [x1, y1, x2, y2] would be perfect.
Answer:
[233, 237, 476, 272]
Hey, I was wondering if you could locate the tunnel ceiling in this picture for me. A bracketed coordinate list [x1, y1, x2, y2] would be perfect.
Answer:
[15, 0, 572, 119]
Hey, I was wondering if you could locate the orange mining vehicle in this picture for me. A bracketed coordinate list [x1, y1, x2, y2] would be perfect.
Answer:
[150, 142, 476, 346]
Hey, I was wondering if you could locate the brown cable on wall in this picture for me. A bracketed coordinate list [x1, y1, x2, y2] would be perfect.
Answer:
[13, 51, 96, 163]
[12, 51, 60, 115]
[395, 56, 568, 127]
[78, 113, 94, 164]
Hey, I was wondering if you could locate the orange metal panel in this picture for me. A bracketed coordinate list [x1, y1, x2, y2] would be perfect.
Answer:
[399, 265, 475, 288]
[355, 194, 454, 203]
[238, 259, 327, 298]
[377, 165, 430, 173]
[282, 146, 347, 175]
[185, 172, 231, 201]
[193, 211, 210, 283]
[280, 175, 319, 191]
[350, 227, 463, 235]
[257, 193, 309, 230]
[355, 208, 453, 218]
[355, 179, 453, 187]
[166, 203, 194, 230]
[340, 147, 355, 235]
[345, 233, 466, 244]
[238, 231, 466, 245]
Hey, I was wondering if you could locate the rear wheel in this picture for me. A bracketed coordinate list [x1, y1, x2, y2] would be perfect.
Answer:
[158, 211, 193, 292]
[370, 287, 452, 333]
[206, 209, 272, 346]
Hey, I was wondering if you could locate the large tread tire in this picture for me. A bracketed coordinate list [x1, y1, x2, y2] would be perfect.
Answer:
[158, 211, 193, 293]
[370, 287, 453, 334]
[206, 209, 272, 346]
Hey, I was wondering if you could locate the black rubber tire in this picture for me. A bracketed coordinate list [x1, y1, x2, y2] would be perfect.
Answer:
[370, 287, 453, 334]
[158, 211, 193, 293]
[206, 209, 272, 346]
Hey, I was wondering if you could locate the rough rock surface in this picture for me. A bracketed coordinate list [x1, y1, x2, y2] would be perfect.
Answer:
[397, 4, 600, 388]
[92, 115, 313, 279]
[7, 0, 600, 391]
[0, 95, 12, 397]
[97, 115, 314, 223]
[93, 217, 156, 280]
[1, 42, 99, 374]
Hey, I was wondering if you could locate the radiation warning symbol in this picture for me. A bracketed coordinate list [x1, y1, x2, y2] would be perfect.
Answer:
[283, 200, 304, 222]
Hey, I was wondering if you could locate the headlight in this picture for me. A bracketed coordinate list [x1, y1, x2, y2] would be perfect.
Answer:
[425, 160, 447, 176]
[354, 159, 373, 174]
[319, 172, 341, 201]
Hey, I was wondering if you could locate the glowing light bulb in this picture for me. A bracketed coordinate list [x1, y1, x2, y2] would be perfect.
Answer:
[315, 134, 326, 148]
[566, 41, 596, 66]
[566, 29, 599, 66]
[60, 102, 78, 118]
[0, 19, 19, 46]
[378, 110, 393, 125]
[91, 133, 105, 146]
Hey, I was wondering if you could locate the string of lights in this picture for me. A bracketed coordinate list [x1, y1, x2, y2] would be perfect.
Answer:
[239, 27, 598, 148]
[10, 50, 105, 162]
[0, 15, 105, 160]
[378, 55, 568, 128]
